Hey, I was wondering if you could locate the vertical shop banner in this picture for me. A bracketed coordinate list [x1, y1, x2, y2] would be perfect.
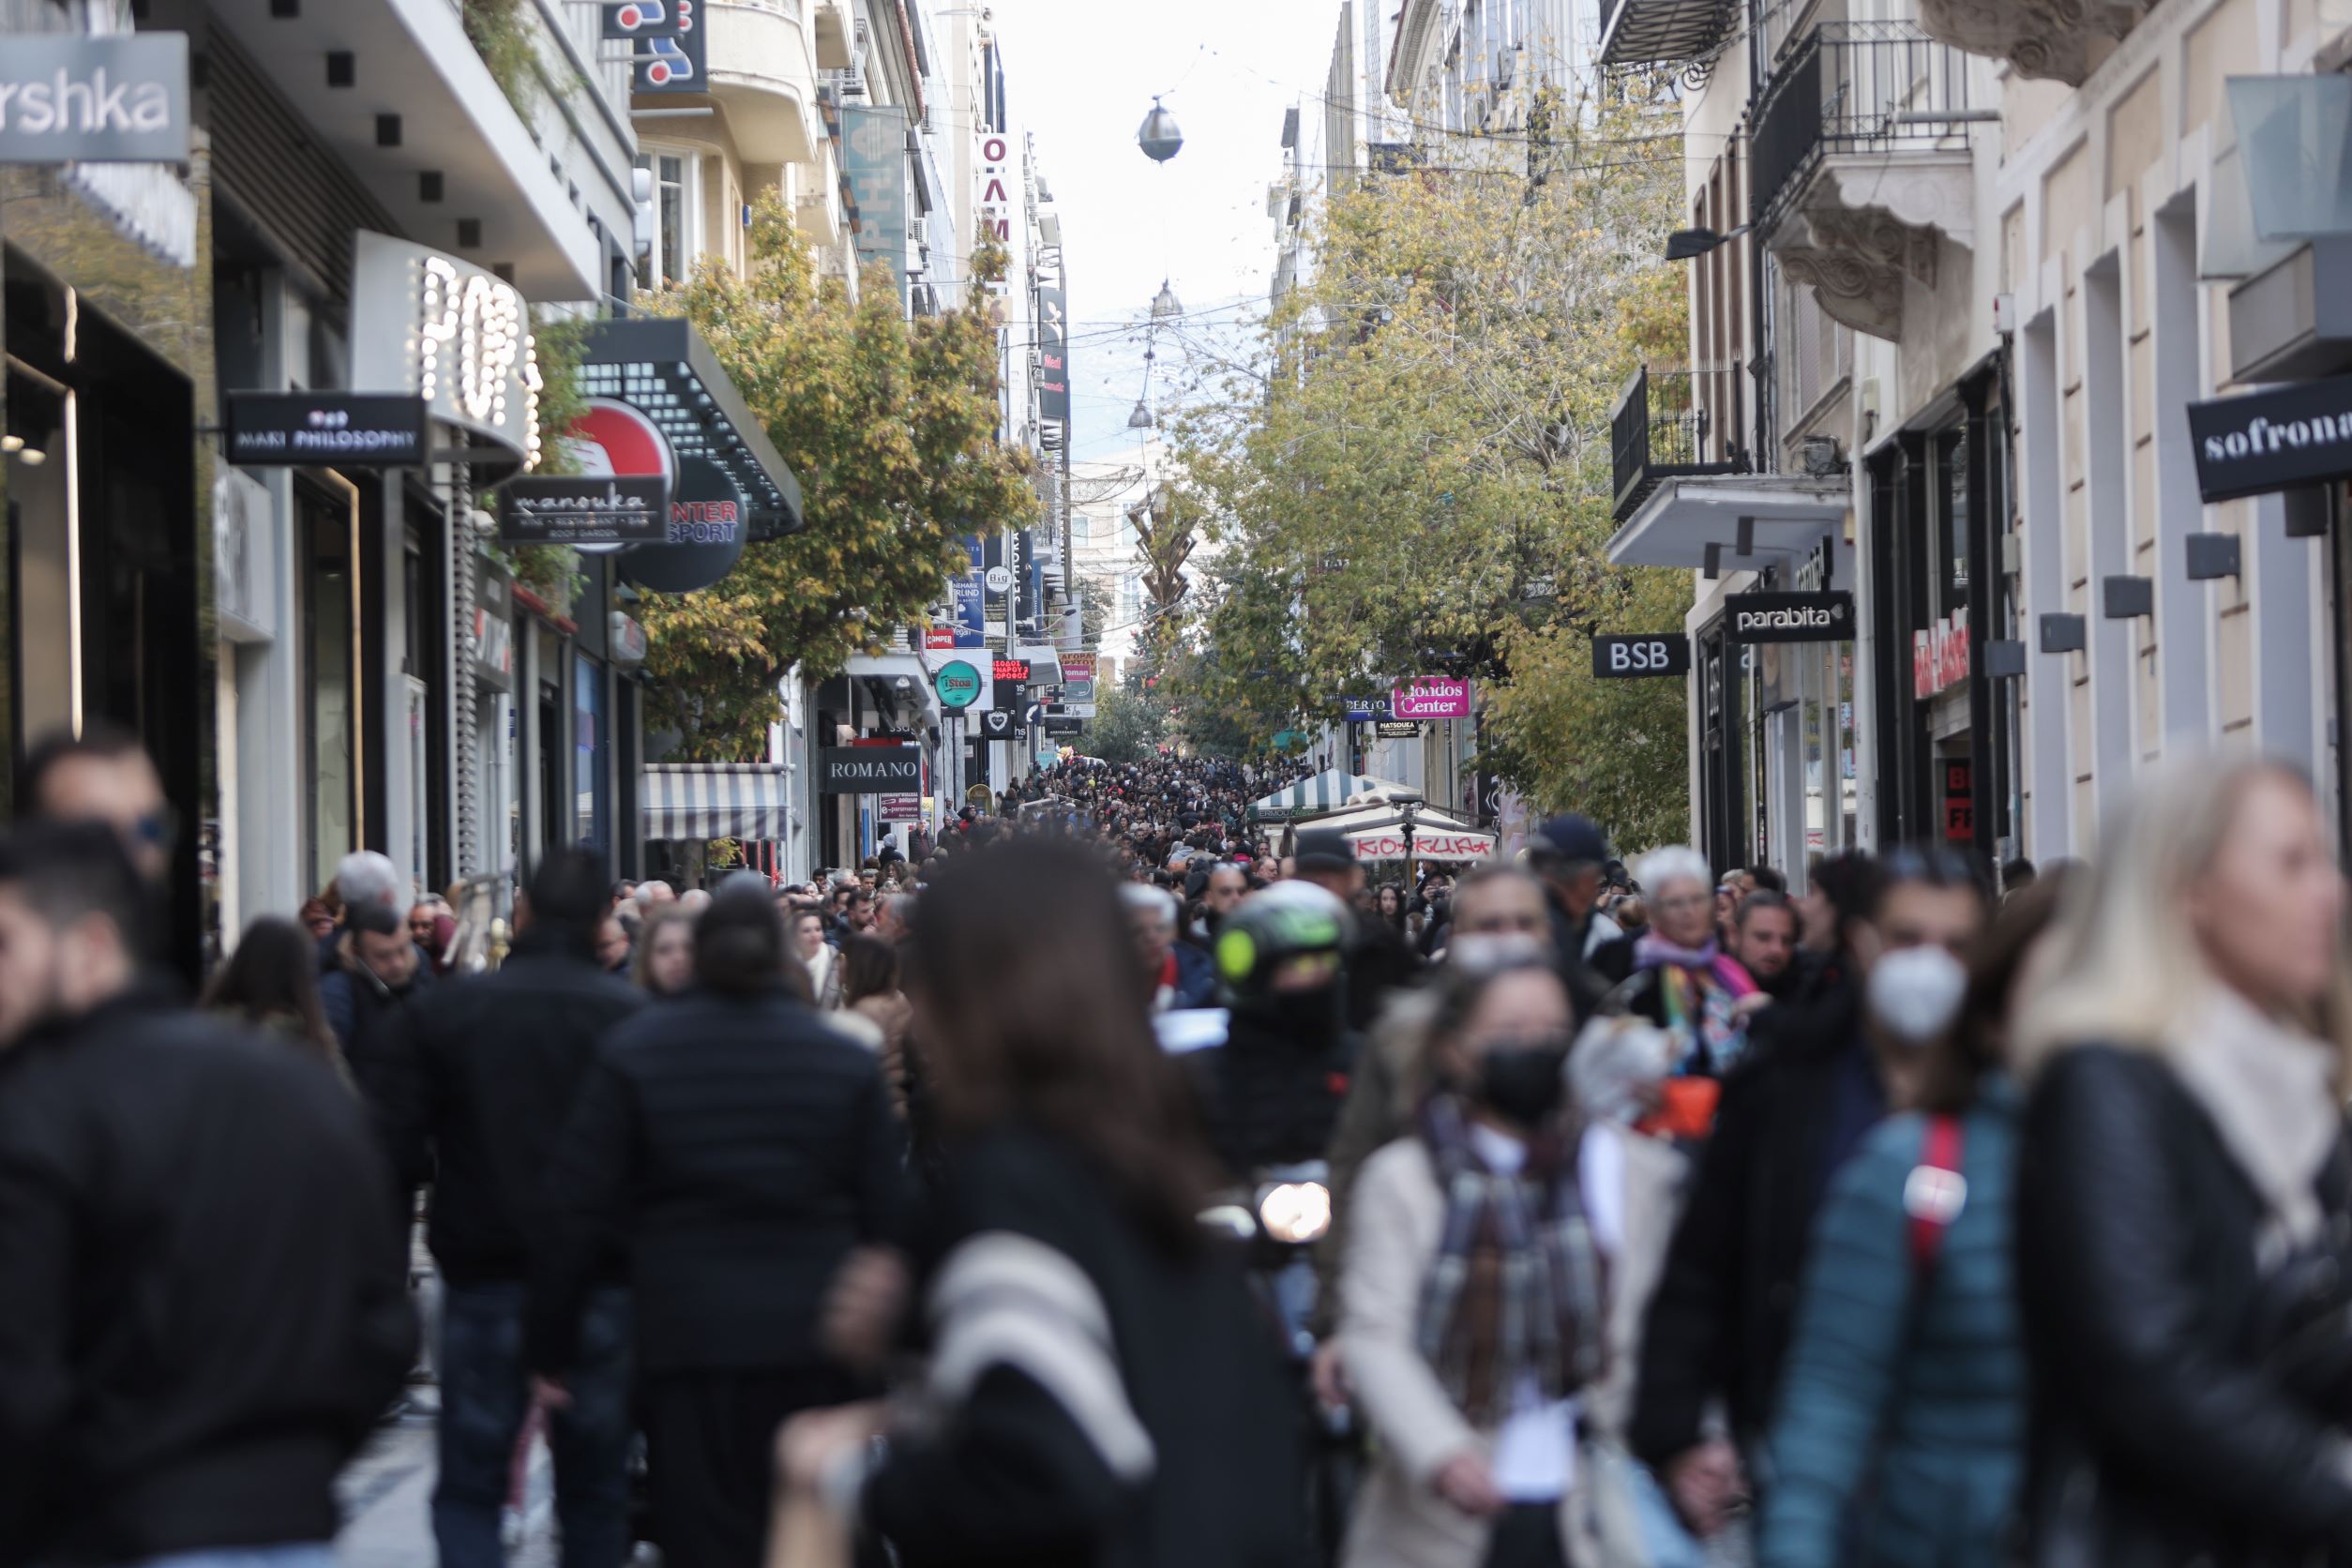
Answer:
[954, 535, 988, 648]
[1037, 287, 1071, 425]
[1018, 528, 1043, 629]
[634, 0, 702, 90]
[1062, 651, 1096, 703]
[841, 106, 910, 299]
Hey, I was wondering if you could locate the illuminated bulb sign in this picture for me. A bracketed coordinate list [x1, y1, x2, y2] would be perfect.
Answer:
[349, 230, 543, 469]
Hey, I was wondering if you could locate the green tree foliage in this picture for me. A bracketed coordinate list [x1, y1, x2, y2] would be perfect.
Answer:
[633, 199, 1033, 760]
[1167, 92, 1696, 833]
[1086, 686, 1169, 764]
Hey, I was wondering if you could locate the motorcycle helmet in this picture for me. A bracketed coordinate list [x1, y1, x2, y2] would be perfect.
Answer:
[1216, 881, 1349, 1014]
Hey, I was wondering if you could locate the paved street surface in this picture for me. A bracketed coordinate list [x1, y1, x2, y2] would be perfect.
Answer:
[335, 1392, 558, 1567]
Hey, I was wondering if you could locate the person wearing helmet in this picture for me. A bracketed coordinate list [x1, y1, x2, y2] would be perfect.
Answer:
[1185, 881, 1361, 1184]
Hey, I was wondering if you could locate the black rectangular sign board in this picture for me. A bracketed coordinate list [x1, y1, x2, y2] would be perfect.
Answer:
[498, 475, 669, 546]
[818, 746, 921, 793]
[1725, 591, 1855, 644]
[1592, 632, 1692, 678]
[225, 391, 427, 468]
[2186, 373, 2352, 503]
[1042, 717, 1084, 736]
[1375, 720, 1422, 738]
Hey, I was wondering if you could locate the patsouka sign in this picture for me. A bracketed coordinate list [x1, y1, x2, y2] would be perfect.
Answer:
[224, 392, 428, 467]
[819, 746, 921, 794]
[1726, 591, 1854, 643]
[2185, 373, 2352, 503]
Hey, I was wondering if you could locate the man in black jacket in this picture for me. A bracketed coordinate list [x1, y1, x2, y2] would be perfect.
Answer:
[530, 883, 904, 1568]
[1631, 847, 1984, 1536]
[384, 848, 644, 1568]
[0, 822, 414, 1568]
[1527, 812, 1631, 1018]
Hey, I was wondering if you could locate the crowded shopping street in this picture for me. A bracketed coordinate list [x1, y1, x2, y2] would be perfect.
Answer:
[10, 0, 2352, 1566]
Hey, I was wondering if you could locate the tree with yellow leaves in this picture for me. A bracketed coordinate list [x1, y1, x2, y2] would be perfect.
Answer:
[633, 197, 1033, 760]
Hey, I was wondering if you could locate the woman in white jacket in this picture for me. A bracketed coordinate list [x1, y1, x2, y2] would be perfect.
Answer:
[792, 908, 845, 1010]
[1338, 957, 1606, 1568]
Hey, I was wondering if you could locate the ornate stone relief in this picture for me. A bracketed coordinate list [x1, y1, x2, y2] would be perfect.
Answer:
[1915, 0, 2144, 83]
[1765, 158, 1972, 341]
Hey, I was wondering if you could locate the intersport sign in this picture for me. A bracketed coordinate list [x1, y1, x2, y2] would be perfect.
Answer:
[0, 35, 190, 164]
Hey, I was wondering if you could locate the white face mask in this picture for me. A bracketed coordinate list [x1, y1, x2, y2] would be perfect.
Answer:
[1867, 944, 1968, 1047]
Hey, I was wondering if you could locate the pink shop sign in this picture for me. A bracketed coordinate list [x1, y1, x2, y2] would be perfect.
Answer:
[1391, 676, 1471, 719]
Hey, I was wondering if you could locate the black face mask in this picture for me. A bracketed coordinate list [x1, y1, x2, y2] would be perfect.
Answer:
[1243, 982, 1343, 1044]
[1476, 1039, 1571, 1126]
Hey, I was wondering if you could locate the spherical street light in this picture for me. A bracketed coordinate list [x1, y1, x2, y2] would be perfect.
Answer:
[1151, 280, 1183, 319]
[1137, 97, 1184, 163]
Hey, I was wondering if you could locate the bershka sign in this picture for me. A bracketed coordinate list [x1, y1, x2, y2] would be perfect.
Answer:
[2185, 373, 2352, 503]
[0, 35, 190, 164]
[819, 746, 921, 793]
[497, 475, 668, 546]
[1727, 591, 1854, 643]
[224, 392, 427, 467]
[1591, 633, 1692, 680]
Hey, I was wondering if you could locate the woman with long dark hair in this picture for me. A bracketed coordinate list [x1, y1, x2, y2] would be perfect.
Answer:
[776, 840, 1304, 1568]
[204, 915, 341, 1067]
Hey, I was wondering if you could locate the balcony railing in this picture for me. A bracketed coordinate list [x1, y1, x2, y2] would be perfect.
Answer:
[1611, 366, 1744, 524]
[1597, 0, 1739, 71]
[1750, 22, 1975, 229]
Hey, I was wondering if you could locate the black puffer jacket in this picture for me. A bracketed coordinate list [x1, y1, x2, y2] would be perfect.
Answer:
[2017, 1045, 2352, 1568]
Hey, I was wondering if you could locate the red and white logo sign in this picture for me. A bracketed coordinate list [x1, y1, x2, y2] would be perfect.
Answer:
[565, 400, 673, 555]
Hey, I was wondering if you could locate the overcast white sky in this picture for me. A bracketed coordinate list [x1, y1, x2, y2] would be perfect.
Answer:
[983, 0, 1352, 462]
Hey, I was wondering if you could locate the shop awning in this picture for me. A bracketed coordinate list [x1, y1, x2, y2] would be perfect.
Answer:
[1605, 475, 1848, 570]
[1250, 770, 1419, 820]
[1296, 801, 1498, 862]
[643, 764, 793, 842]
[577, 317, 807, 541]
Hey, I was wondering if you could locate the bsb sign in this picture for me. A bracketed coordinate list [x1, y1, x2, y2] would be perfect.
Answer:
[818, 746, 922, 794]
[2185, 373, 2352, 503]
[1726, 591, 1854, 644]
[1591, 633, 1691, 680]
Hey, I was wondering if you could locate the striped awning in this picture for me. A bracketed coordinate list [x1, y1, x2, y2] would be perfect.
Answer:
[642, 765, 792, 842]
[1249, 769, 1419, 821]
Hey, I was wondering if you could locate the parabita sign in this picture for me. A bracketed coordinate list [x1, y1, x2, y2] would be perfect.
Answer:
[1726, 591, 1854, 644]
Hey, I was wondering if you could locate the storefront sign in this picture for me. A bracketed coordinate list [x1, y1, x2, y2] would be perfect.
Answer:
[1062, 650, 1096, 703]
[819, 746, 921, 793]
[932, 659, 983, 711]
[879, 793, 919, 822]
[1912, 610, 1970, 699]
[1943, 760, 1973, 843]
[609, 612, 648, 664]
[976, 131, 1012, 247]
[1043, 716, 1084, 737]
[842, 106, 911, 297]
[224, 391, 427, 467]
[1393, 676, 1471, 719]
[1038, 286, 1070, 424]
[1341, 696, 1392, 722]
[602, 0, 683, 38]
[993, 656, 1032, 685]
[0, 34, 189, 164]
[979, 710, 1016, 739]
[497, 475, 668, 546]
[953, 535, 988, 647]
[351, 232, 542, 467]
[924, 626, 957, 650]
[1349, 830, 1496, 861]
[634, 0, 704, 90]
[1726, 591, 1854, 643]
[474, 558, 515, 692]
[2185, 373, 2352, 502]
[1591, 633, 1692, 679]
[623, 458, 745, 593]
[1376, 720, 1423, 738]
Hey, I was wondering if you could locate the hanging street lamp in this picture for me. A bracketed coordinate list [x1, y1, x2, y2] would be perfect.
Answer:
[1137, 97, 1184, 163]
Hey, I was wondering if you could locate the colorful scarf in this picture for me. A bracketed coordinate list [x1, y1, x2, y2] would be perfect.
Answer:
[1412, 1094, 1607, 1425]
[1633, 933, 1758, 1076]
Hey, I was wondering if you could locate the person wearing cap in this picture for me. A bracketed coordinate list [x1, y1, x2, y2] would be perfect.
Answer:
[1526, 813, 1631, 1019]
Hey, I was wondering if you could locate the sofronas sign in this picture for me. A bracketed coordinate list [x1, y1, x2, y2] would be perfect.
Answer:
[2186, 374, 2352, 503]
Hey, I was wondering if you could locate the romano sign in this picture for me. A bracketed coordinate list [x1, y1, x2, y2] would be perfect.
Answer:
[2185, 373, 2352, 503]
[818, 746, 921, 793]
[1726, 591, 1854, 644]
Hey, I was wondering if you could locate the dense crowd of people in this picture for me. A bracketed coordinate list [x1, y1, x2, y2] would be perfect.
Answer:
[3, 727, 2351, 1568]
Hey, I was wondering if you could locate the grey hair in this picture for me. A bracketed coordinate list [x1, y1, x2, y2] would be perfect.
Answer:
[1637, 845, 1713, 898]
[1118, 882, 1178, 929]
[335, 850, 405, 912]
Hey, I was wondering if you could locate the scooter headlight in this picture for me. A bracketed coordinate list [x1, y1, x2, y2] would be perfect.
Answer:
[1257, 1181, 1332, 1245]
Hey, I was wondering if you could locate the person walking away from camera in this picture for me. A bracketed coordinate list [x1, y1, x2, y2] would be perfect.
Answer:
[1633, 848, 1985, 1541]
[1527, 816, 1629, 1020]
[204, 915, 345, 1076]
[2013, 760, 2352, 1567]
[1601, 849, 1761, 1138]
[1293, 831, 1420, 1031]
[0, 823, 414, 1568]
[776, 842, 1305, 1568]
[632, 905, 696, 997]
[1336, 957, 1603, 1568]
[1760, 877, 2068, 1568]
[532, 883, 903, 1568]
[382, 849, 647, 1568]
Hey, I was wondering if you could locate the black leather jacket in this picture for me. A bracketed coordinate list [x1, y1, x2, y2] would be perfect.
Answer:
[2017, 1044, 2352, 1568]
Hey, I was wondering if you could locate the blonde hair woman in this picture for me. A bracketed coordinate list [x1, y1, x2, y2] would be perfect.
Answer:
[2013, 758, 2352, 1568]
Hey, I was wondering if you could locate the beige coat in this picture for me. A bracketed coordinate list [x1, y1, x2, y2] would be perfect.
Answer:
[1336, 1128, 1690, 1568]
